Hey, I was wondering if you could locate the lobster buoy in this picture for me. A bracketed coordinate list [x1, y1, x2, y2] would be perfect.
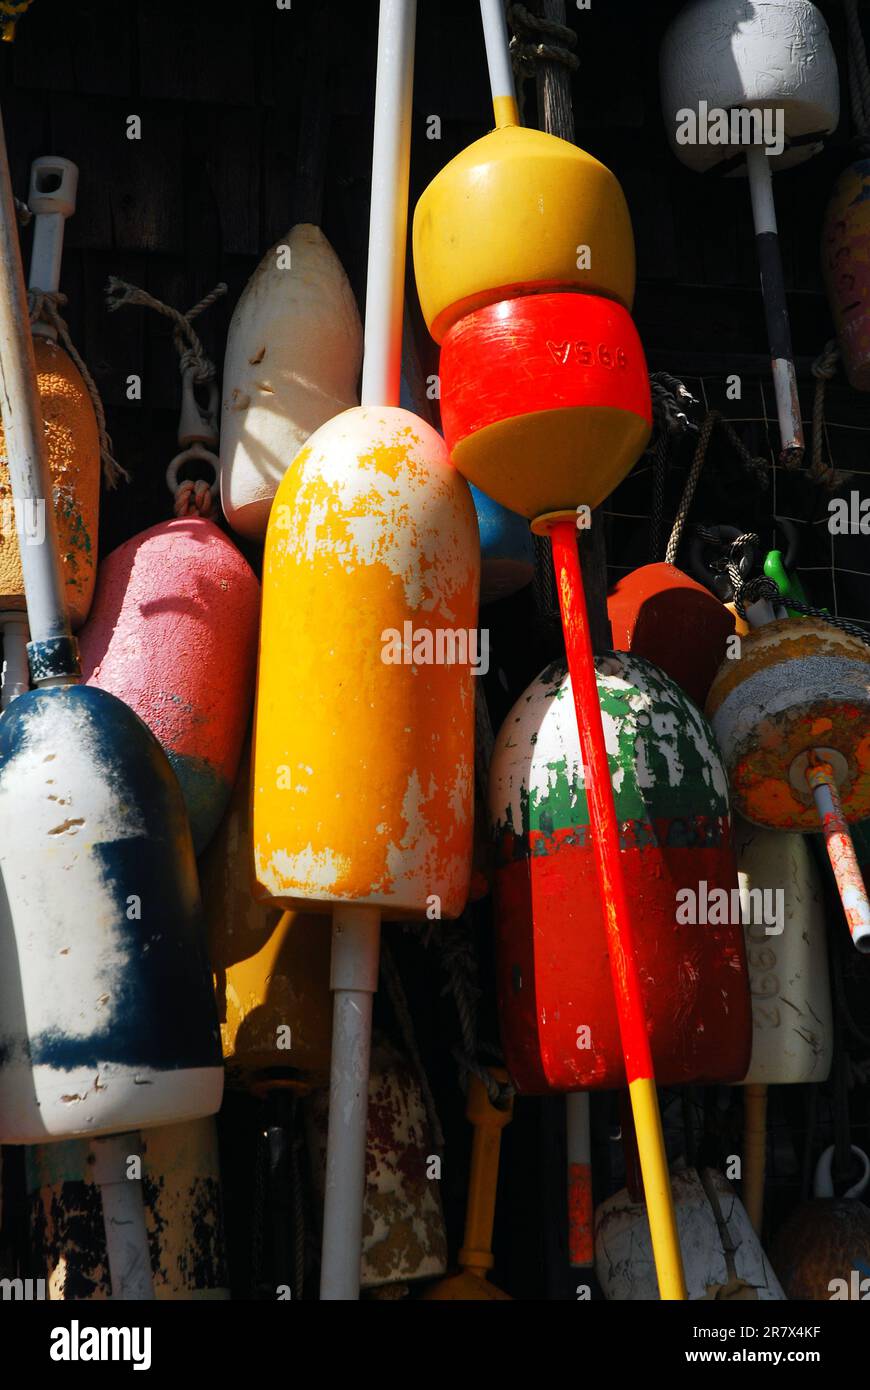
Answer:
[27, 1119, 229, 1299]
[0, 158, 100, 630]
[607, 562, 736, 708]
[822, 161, 870, 391]
[489, 654, 752, 1092]
[202, 745, 332, 1088]
[219, 225, 363, 541]
[736, 817, 833, 1087]
[0, 686, 223, 1142]
[412, 124, 634, 343]
[252, 406, 479, 916]
[595, 1167, 785, 1300]
[79, 518, 260, 854]
[471, 485, 534, 605]
[660, 0, 839, 176]
[705, 618, 870, 833]
[770, 1148, 870, 1299]
[661, 0, 839, 464]
[735, 816, 833, 1231]
[439, 291, 651, 521]
[305, 1036, 448, 1291]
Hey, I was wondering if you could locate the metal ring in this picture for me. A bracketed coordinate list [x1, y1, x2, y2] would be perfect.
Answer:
[165, 444, 220, 500]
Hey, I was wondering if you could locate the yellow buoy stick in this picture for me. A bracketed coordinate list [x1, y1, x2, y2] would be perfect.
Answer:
[318, 0, 416, 1303]
[479, 0, 520, 129]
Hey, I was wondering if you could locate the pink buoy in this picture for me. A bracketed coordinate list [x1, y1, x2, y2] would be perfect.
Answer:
[79, 516, 259, 854]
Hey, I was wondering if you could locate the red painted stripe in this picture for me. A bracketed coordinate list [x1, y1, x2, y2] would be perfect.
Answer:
[439, 292, 651, 450]
[567, 1163, 594, 1267]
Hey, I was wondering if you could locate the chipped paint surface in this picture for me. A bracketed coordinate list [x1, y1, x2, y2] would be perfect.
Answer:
[706, 619, 870, 829]
[306, 1036, 447, 1287]
[489, 656, 750, 1093]
[734, 816, 832, 1085]
[0, 686, 223, 1141]
[79, 518, 260, 854]
[0, 340, 99, 628]
[595, 1167, 785, 1300]
[253, 406, 479, 917]
[27, 1119, 229, 1299]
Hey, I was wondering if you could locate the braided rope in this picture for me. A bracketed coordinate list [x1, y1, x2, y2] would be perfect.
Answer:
[507, 2, 579, 81]
[717, 531, 870, 643]
[664, 411, 768, 566]
[105, 277, 227, 383]
[439, 921, 514, 1106]
[27, 288, 127, 487]
[648, 372, 696, 561]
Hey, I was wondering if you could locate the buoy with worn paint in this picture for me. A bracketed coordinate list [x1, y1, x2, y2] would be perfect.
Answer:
[661, 0, 839, 464]
[425, 0, 681, 1298]
[421, 1069, 512, 1300]
[79, 363, 260, 855]
[822, 159, 870, 391]
[735, 815, 833, 1232]
[595, 1167, 785, 1300]
[306, 1035, 448, 1292]
[254, 0, 477, 1301]
[770, 1146, 870, 1299]
[219, 224, 363, 540]
[607, 562, 736, 708]
[27, 1119, 229, 1299]
[202, 745, 332, 1089]
[490, 654, 752, 1092]
[0, 117, 223, 1143]
[705, 616, 870, 950]
[471, 485, 534, 605]
[0, 158, 100, 637]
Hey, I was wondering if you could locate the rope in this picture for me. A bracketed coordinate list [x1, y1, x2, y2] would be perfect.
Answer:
[380, 941, 445, 1155]
[664, 411, 768, 566]
[105, 277, 226, 384]
[712, 529, 870, 643]
[439, 921, 514, 1107]
[648, 372, 696, 562]
[27, 289, 127, 487]
[507, 2, 579, 80]
[810, 340, 848, 489]
[104, 277, 226, 515]
[846, 0, 870, 139]
[14, 196, 31, 225]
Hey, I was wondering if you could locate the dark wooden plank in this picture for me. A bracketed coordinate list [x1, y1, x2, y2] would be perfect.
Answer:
[11, 0, 134, 98]
[47, 96, 185, 254]
[79, 248, 148, 411]
[136, 0, 256, 106]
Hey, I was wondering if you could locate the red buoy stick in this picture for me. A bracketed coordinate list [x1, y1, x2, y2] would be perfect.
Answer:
[539, 510, 687, 1299]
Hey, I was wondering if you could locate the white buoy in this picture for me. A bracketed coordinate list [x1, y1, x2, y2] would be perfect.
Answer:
[219, 224, 362, 541]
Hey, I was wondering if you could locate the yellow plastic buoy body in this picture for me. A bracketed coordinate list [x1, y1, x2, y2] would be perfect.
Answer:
[253, 405, 479, 918]
[202, 746, 333, 1087]
[0, 338, 99, 627]
[412, 125, 636, 342]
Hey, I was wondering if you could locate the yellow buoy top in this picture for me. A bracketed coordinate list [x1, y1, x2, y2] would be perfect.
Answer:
[413, 125, 636, 342]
